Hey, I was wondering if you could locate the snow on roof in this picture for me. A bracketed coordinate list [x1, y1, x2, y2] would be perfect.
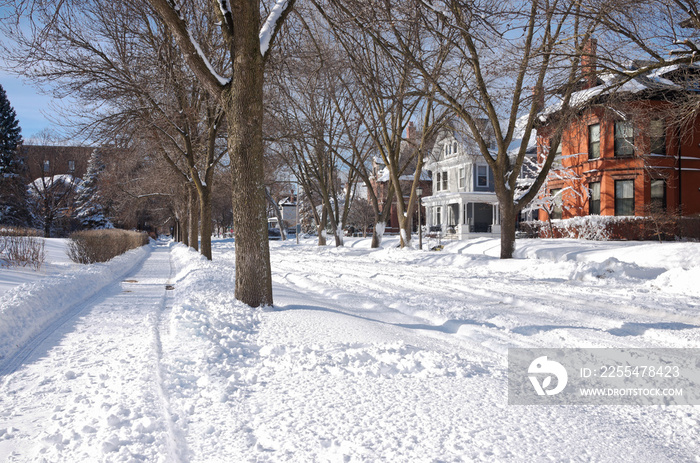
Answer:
[507, 114, 538, 157]
[538, 64, 698, 123]
[375, 166, 430, 183]
[28, 175, 80, 192]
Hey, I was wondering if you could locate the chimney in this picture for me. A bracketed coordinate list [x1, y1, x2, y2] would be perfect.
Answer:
[582, 38, 598, 89]
[406, 121, 417, 141]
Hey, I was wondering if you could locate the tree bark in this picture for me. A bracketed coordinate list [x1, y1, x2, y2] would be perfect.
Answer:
[188, 183, 199, 251]
[499, 200, 517, 259]
[317, 206, 328, 246]
[199, 187, 213, 259]
[224, 31, 273, 307]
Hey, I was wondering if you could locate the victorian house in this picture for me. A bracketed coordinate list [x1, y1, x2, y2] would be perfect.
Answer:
[422, 125, 501, 239]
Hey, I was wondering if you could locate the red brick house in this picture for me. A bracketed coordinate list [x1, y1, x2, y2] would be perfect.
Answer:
[21, 145, 93, 181]
[536, 64, 700, 222]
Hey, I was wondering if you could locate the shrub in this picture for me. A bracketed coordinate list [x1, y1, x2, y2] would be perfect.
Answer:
[0, 227, 46, 270]
[68, 229, 149, 264]
[521, 215, 700, 241]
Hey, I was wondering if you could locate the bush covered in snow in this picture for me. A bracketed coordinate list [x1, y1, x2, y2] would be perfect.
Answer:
[68, 229, 149, 264]
[0, 227, 46, 270]
[521, 215, 700, 241]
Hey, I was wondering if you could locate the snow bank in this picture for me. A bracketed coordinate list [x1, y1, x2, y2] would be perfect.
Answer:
[160, 244, 264, 460]
[0, 244, 151, 362]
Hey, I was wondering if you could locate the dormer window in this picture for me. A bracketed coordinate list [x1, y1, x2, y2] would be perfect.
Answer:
[453, 141, 458, 155]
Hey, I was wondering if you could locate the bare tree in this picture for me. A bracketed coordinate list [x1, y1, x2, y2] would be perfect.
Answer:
[265, 14, 356, 247]
[141, 0, 297, 305]
[321, 0, 611, 257]
[314, 3, 445, 248]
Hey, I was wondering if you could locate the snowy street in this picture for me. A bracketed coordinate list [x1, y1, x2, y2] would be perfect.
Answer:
[1, 237, 700, 462]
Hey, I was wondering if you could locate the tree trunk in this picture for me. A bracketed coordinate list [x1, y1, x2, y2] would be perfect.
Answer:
[371, 221, 385, 248]
[317, 206, 327, 246]
[370, 228, 381, 248]
[188, 184, 199, 251]
[199, 187, 213, 260]
[182, 212, 189, 247]
[224, 42, 272, 307]
[500, 201, 517, 259]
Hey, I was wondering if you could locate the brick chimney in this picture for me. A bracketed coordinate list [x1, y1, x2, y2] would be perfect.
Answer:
[582, 38, 598, 89]
[406, 121, 417, 142]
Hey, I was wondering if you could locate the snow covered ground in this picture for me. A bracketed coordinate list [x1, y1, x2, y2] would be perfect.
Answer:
[1, 236, 699, 462]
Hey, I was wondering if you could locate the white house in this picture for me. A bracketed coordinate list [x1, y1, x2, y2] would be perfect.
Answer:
[422, 126, 501, 239]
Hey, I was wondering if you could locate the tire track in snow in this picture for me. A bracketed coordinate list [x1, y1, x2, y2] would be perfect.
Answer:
[0, 247, 152, 380]
[149, 243, 189, 462]
[271, 247, 700, 351]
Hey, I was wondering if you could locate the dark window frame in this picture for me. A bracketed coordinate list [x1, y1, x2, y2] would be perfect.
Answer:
[650, 179, 666, 212]
[588, 123, 600, 159]
[614, 120, 635, 157]
[550, 188, 563, 220]
[650, 119, 666, 155]
[615, 179, 635, 216]
[589, 181, 601, 215]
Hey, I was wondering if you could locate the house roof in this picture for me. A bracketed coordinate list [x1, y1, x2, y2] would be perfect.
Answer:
[538, 62, 700, 124]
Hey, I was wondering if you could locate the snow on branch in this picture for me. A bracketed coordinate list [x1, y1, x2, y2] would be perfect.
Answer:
[260, 0, 292, 57]
[186, 28, 230, 87]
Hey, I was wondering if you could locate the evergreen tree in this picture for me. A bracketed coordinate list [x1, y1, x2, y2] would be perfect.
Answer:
[0, 83, 30, 226]
[74, 149, 112, 229]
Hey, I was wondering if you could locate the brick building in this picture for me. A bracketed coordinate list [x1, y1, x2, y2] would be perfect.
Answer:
[537, 64, 700, 221]
[21, 145, 93, 181]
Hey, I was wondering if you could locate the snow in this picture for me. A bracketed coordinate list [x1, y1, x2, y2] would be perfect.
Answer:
[0, 241, 150, 362]
[259, 0, 290, 57]
[186, 29, 229, 87]
[1, 236, 700, 461]
[0, 238, 71, 293]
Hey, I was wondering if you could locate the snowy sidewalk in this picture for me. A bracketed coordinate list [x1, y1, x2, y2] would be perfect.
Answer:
[1, 238, 700, 462]
[0, 242, 184, 462]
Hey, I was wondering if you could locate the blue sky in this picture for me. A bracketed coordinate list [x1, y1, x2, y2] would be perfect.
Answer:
[1, 72, 58, 141]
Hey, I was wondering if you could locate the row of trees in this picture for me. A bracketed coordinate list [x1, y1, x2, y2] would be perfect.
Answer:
[1, 0, 699, 306]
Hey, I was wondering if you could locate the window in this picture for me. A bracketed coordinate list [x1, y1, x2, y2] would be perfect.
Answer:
[43, 160, 50, 172]
[459, 168, 466, 189]
[453, 141, 458, 155]
[650, 119, 666, 155]
[442, 171, 448, 190]
[588, 124, 600, 159]
[552, 138, 563, 168]
[615, 121, 635, 157]
[650, 179, 666, 212]
[550, 188, 563, 219]
[589, 182, 601, 215]
[436, 172, 441, 191]
[477, 165, 488, 187]
[68, 160, 75, 172]
[436, 206, 441, 224]
[615, 179, 635, 216]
